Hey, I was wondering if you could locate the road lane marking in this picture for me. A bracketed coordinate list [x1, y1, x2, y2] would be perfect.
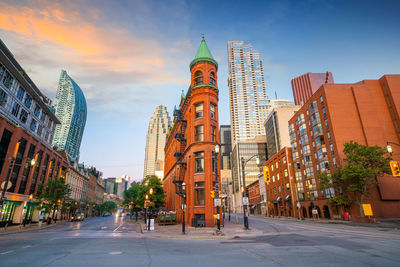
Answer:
[113, 223, 123, 232]
[109, 251, 122, 255]
[0, 250, 14, 255]
[22, 245, 32, 249]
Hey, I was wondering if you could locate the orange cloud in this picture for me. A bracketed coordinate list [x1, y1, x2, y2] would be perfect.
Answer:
[0, 2, 166, 73]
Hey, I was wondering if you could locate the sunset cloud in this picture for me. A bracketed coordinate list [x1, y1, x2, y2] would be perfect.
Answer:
[0, 0, 192, 114]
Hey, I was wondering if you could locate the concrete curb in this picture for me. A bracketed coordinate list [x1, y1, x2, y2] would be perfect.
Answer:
[0, 221, 65, 236]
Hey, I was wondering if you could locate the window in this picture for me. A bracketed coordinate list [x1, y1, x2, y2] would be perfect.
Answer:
[195, 125, 204, 141]
[284, 169, 288, 177]
[277, 173, 280, 181]
[194, 152, 204, 173]
[0, 89, 7, 107]
[17, 87, 25, 101]
[320, 96, 324, 105]
[12, 102, 20, 117]
[195, 103, 204, 118]
[19, 109, 28, 124]
[194, 182, 205, 206]
[210, 72, 216, 85]
[24, 94, 32, 108]
[330, 144, 334, 155]
[282, 156, 286, 164]
[272, 175, 275, 182]
[30, 119, 37, 132]
[37, 125, 43, 136]
[278, 186, 281, 193]
[211, 126, 216, 142]
[286, 183, 290, 191]
[40, 112, 46, 122]
[194, 71, 203, 85]
[210, 103, 216, 119]
[34, 104, 41, 117]
[1, 66, 13, 88]
[276, 162, 278, 168]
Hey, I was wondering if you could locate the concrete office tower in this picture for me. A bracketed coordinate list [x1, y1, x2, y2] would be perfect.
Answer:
[291, 72, 334, 105]
[264, 105, 301, 159]
[52, 70, 87, 161]
[144, 105, 171, 178]
[228, 41, 269, 144]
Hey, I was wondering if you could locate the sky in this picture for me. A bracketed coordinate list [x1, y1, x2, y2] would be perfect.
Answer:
[0, 0, 399, 181]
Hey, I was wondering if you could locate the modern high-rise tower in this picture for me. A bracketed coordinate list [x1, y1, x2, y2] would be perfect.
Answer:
[52, 70, 87, 161]
[143, 105, 171, 178]
[227, 41, 269, 144]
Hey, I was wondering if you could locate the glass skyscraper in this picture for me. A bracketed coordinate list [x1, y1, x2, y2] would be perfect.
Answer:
[52, 70, 87, 161]
[228, 41, 269, 144]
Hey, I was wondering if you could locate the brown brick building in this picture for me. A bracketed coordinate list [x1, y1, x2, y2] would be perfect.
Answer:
[288, 75, 400, 220]
[263, 147, 298, 218]
[164, 37, 220, 227]
[248, 180, 260, 214]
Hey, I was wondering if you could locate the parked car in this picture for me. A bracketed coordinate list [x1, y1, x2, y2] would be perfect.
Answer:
[71, 213, 84, 221]
[103, 212, 111, 217]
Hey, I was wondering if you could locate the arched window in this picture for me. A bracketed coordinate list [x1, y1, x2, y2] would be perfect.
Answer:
[210, 72, 216, 85]
[194, 71, 203, 85]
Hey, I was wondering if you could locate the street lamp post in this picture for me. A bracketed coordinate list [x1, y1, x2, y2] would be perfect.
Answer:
[386, 141, 400, 155]
[147, 188, 153, 231]
[182, 182, 186, 234]
[241, 155, 260, 230]
[213, 144, 221, 231]
[145, 194, 148, 227]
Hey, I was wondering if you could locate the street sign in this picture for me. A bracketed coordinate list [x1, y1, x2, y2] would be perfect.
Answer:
[242, 197, 249, 205]
[362, 204, 373, 216]
[214, 198, 221, 206]
[1, 181, 11, 190]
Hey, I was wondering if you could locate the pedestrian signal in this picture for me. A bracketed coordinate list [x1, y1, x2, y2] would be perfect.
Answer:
[210, 190, 215, 198]
[390, 161, 400, 176]
[263, 166, 270, 183]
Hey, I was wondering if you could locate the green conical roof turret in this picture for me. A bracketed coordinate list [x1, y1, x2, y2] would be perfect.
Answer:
[190, 36, 218, 70]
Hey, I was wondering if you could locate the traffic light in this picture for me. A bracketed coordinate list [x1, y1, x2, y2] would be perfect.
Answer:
[263, 166, 270, 183]
[210, 190, 215, 199]
[390, 161, 400, 176]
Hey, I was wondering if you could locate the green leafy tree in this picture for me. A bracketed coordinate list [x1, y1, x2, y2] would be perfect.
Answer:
[123, 181, 141, 219]
[318, 141, 391, 216]
[137, 175, 165, 210]
[37, 178, 71, 219]
[101, 201, 117, 214]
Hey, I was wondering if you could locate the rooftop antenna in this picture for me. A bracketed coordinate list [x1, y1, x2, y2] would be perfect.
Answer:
[275, 91, 277, 100]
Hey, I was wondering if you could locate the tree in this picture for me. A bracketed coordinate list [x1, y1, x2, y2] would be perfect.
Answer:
[123, 181, 141, 219]
[101, 201, 117, 214]
[318, 141, 391, 216]
[137, 175, 165, 210]
[37, 178, 71, 220]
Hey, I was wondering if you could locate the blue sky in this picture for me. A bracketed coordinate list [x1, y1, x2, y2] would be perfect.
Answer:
[0, 0, 399, 180]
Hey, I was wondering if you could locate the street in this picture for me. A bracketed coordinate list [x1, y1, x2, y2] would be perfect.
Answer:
[1, 215, 400, 266]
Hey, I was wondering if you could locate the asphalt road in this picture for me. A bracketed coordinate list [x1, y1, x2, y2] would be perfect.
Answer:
[1, 215, 400, 267]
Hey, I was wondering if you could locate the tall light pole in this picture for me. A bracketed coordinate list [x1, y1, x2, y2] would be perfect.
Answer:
[145, 193, 149, 229]
[241, 155, 260, 230]
[147, 188, 153, 231]
[182, 182, 186, 234]
[213, 144, 221, 231]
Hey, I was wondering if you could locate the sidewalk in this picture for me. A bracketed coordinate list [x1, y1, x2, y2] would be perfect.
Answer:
[0, 220, 70, 236]
[250, 214, 400, 229]
[138, 220, 263, 240]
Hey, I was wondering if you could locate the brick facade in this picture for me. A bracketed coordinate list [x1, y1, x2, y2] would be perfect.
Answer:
[288, 75, 400, 220]
[164, 39, 220, 227]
